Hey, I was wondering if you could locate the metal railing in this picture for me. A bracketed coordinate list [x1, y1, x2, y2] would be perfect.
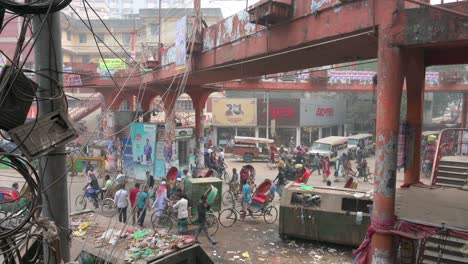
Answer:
[431, 128, 468, 185]
[68, 94, 102, 122]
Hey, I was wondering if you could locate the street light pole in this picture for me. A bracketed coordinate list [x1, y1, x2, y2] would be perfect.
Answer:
[33, 10, 69, 263]
[266, 91, 269, 139]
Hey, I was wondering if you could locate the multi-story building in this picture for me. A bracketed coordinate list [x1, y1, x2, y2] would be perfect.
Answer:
[63, 0, 112, 19]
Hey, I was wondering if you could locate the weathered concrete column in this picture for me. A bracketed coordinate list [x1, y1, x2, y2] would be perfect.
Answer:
[369, 1, 405, 262]
[140, 92, 161, 123]
[403, 50, 425, 185]
[462, 93, 468, 128]
[189, 88, 212, 169]
[163, 92, 178, 169]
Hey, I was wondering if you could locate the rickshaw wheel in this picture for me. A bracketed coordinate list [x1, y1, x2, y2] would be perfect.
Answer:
[151, 210, 173, 233]
[264, 206, 278, 224]
[222, 191, 235, 206]
[101, 198, 117, 217]
[219, 208, 237, 227]
[206, 213, 219, 236]
[75, 195, 87, 211]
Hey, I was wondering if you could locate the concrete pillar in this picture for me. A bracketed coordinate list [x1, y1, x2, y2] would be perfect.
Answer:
[369, 1, 405, 262]
[338, 125, 343, 136]
[318, 127, 323, 139]
[404, 50, 425, 185]
[296, 127, 301, 146]
[189, 88, 212, 169]
[255, 127, 259, 138]
[462, 93, 468, 128]
[163, 92, 178, 169]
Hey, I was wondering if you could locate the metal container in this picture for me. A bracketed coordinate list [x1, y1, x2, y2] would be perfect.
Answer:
[279, 183, 372, 246]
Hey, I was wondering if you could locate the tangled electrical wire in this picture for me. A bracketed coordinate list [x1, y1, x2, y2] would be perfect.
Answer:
[0, 149, 42, 263]
[0, 0, 72, 15]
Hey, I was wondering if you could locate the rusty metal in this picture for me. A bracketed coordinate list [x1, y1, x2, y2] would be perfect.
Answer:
[248, 0, 293, 26]
[405, 0, 468, 18]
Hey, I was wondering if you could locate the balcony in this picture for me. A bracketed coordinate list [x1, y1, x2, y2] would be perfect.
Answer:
[248, 0, 293, 26]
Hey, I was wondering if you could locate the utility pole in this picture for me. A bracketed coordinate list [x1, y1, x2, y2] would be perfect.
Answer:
[266, 91, 269, 139]
[33, 9, 69, 263]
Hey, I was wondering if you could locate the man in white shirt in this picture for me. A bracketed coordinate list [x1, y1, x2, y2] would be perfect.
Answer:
[114, 184, 128, 223]
[172, 195, 189, 234]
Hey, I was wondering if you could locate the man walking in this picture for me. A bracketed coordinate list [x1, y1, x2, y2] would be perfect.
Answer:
[146, 171, 154, 189]
[194, 196, 217, 245]
[312, 154, 321, 175]
[114, 184, 128, 223]
[137, 186, 149, 227]
[129, 183, 140, 224]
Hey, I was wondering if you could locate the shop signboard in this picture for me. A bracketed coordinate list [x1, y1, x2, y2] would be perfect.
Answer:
[212, 98, 257, 127]
[300, 98, 344, 127]
[257, 98, 300, 127]
[175, 127, 193, 139]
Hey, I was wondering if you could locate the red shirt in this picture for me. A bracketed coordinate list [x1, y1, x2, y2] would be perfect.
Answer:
[130, 188, 139, 207]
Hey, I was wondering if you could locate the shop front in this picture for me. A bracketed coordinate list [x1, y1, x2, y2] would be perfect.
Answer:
[212, 98, 257, 146]
[300, 98, 345, 146]
[257, 98, 301, 147]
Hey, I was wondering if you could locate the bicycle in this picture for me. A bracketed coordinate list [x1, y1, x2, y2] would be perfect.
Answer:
[150, 205, 219, 236]
[222, 180, 257, 207]
[74, 189, 116, 217]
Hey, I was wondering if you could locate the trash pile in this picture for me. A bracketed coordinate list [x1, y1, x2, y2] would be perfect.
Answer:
[124, 229, 195, 262]
[291, 192, 321, 207]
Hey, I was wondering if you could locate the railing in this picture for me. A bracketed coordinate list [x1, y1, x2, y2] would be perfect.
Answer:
[69, 94, 102, 122]
[431, 128, 468, 185]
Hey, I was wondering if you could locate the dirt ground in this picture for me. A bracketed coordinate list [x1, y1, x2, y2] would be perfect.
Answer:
[1, 154, 432, 263]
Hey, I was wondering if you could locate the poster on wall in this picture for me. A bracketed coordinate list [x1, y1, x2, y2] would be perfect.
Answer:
[131, 123, 157, 165]
[212, 98, 257, 126]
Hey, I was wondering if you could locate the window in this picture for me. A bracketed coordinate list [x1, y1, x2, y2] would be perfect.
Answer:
[82, 55, 90, 64]
[122, 33, 131, 45]
[79, 33, 87, 43]
[66, 31, 71, 41]
[178, 140, 188, 167]
[150, 23, 159, 36]
[341, 198, 372, 213]
[119, 100, 130, 111]
[96, 33, 105, 42]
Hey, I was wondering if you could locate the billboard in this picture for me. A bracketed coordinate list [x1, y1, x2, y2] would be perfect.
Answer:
[257, 99, 300, 127]
[130, 123, 157, 165]
[212, 98, 257, 126]
[175, 16, 187, 70]
[99, 58, 126, 70]
[300, 98, 344, 127]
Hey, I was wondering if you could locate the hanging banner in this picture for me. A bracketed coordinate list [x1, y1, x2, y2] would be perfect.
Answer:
[130, 123, 157, 165]
[99, 58, 127, 70]
[175, 16, 187, 70]
[212, 98, 257, 127]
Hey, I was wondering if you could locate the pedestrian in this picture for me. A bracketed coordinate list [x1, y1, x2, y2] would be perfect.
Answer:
[86, 166, 96, 182]
[194, 195, 218, 245]
[146, 171, 154, 189]
[322, 156, 330, 182]
[114, 183, 128, 223]
[137, 185, 149, 227]
[229, 168, 239, 192]
[273, 165, 287, 198]
[240, 179, 252, 220]
[312, 154, 321, 175]
[172, 194, 189, 234]
[129, 183, 140, 225]
[100, 174, 113, 200]
[289, 137, 295, 152]
[152, 181, 168, 216]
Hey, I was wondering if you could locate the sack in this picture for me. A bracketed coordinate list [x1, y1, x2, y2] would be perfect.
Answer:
[334, 171, 338, 177]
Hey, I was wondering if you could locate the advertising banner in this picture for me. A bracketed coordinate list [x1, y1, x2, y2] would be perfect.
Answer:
[213, 98, 257, 127]
[175, 127, 193, 139]
[257, 98, 300, 127]
[175, 16, 187, 70]
[130, 123, 157, 165]
[300, 98, 344, 127]
[99, 58, 126, 70]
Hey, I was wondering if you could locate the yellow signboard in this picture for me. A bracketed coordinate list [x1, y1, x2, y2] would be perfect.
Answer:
[212, 98, 257, 126]
[99, 58, 126, 70]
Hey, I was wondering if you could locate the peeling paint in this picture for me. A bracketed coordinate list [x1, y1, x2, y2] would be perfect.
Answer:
[374, 134, 398, 198]
[311, 0, 331, 13]
[203, 31, 214, 51]
[372, 249, 392, 264]
[334, 6, 342, 13]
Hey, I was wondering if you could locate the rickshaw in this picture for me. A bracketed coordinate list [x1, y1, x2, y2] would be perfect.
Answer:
[219, 179, 278, 227]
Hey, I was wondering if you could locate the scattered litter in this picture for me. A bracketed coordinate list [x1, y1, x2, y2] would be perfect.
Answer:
[328, 248, 337, 253]
[270, 242, 275, 246]
[258, 257, 266, 262]
[242, 252, 250, 259]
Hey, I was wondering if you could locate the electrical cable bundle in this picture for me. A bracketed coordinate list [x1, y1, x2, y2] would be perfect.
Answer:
[0, 149, 42, 263]
[0, 0, 72, 15]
